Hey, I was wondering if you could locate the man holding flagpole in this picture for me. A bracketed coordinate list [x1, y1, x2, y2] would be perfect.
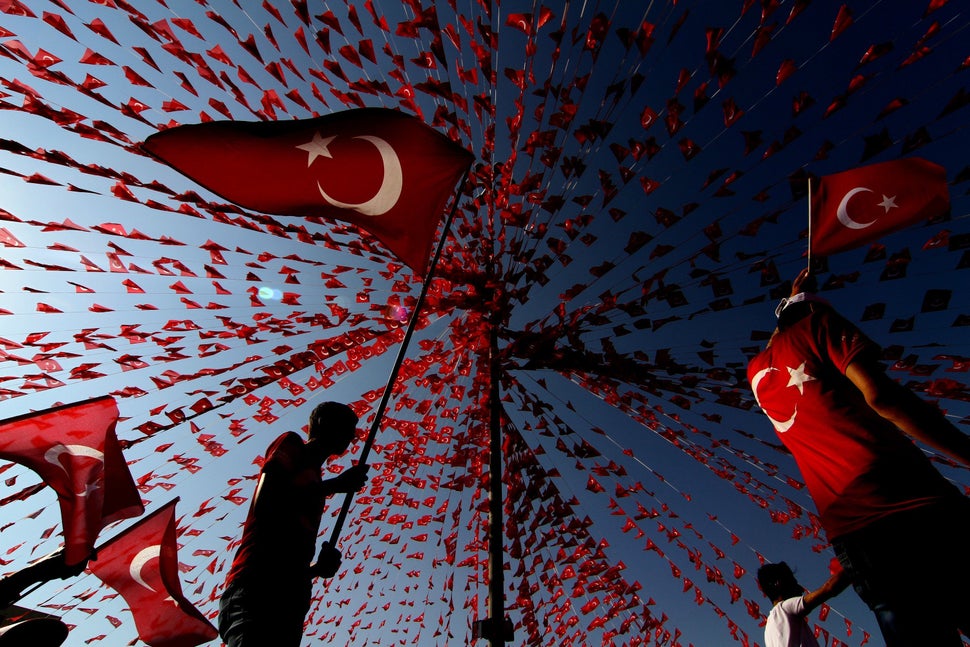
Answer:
[218, 401, 369, 647]
[0, 550, 88, 609]
[748, 269, 970, 646]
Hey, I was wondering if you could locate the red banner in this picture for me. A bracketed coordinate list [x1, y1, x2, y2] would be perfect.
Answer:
[810, 157, 949, 256]
[0, 397, 144, 565]
[88, 500, 218, 647]
[143, 108, 473, 275]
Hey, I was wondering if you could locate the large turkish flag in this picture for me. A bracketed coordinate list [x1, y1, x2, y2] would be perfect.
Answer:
[143, 108, 474, 275]
[810, 157, 949, 256]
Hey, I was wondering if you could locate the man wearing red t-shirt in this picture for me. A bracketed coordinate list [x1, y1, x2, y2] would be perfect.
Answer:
[748, 269, 970, 646]
[218, 401, 369, 647]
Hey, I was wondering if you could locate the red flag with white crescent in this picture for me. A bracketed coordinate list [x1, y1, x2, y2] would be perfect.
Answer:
[88, 499, 218, 647]
[142, 108, 474, 275]
[0, 397, 144, 565]
[810, 157, 949, 256]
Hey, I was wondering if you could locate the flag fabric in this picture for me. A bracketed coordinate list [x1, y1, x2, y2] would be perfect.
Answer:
[88, 499, 218, 647]
[142, 107, 474, 275]
[810, 157, 949, 256]
[0, 397, 144, 565]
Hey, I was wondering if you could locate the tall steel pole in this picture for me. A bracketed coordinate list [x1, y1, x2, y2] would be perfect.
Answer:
[486, 292, 506, 647]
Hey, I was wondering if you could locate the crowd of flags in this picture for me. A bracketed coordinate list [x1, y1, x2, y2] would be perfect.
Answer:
[0, 104, 476, 644]
[0, 101, 951, 644]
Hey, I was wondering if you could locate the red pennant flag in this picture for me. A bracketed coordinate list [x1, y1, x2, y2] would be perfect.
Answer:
[142, 108, 473, 275]
[88, 500, 218, 647]
[810, 157, 949, 256]
[0, 397, 144, 565]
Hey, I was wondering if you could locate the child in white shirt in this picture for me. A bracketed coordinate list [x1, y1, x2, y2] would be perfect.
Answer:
[757, 560, 850, 647]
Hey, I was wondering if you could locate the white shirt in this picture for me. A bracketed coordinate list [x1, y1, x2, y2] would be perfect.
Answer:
[764, 595, 819, 647]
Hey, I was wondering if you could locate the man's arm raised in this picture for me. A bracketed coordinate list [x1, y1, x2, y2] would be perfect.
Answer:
[846, 359, 970, 467]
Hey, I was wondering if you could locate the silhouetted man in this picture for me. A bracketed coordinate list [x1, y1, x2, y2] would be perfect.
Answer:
[748, 269, 970, 646]
[218, 401, 368, 646]
[0, 549, 81, 646]
[0, 550, 87, 609]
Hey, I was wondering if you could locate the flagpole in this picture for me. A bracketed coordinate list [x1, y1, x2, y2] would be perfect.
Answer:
[806, 176, 813, 271]
[327, 169, 470, 546]
[486, 291, 507, 647]
[0, 395, 114, 427]
[0, 548, 73, 606]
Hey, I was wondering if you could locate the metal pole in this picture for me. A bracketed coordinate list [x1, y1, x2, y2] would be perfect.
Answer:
[486, 290, 506, 647]
[328, 169, 470, 546]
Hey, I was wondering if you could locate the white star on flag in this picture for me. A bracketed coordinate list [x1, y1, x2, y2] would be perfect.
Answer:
[809, 157, 948, 257]
[296, 132, 335, 166]
[878, 194, 898, 212]
[786, 362, 816, 394]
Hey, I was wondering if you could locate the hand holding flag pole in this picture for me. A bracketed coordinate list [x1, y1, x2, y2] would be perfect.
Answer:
[143, 107, 475, 570]
[0, 498, 217, 647]
[0, 549, 91, 608]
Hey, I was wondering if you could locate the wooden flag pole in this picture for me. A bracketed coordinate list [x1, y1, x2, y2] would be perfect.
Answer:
[328, 169, 470, 546]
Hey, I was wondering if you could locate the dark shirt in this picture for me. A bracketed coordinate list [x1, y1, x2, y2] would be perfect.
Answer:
[225, 433, 324, 591]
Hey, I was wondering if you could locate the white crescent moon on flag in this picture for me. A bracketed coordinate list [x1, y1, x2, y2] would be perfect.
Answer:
[751, 367, 797, 433]
[129, 544, 161, 592]
[44, 445, 105, 496]
[836, 186, 876, 229]
[317, 135, 403, 216]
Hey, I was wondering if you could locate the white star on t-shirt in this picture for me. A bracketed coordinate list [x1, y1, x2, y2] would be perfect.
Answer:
[786, 362, 815, 394]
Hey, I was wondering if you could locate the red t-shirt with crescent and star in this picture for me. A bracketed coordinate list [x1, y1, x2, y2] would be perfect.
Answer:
[747, 308, 955, 538]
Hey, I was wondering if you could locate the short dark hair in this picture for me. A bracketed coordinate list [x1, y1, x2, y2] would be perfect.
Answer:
[757, 562, 798, 601]
[308, 401, 358, 446]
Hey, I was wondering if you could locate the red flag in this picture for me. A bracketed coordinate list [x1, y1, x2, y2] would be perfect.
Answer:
[0, 397, 144, 565]
[142, 108, 473, 275]
[88, 500, 218, 647]
[810, 157, 949, 256]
